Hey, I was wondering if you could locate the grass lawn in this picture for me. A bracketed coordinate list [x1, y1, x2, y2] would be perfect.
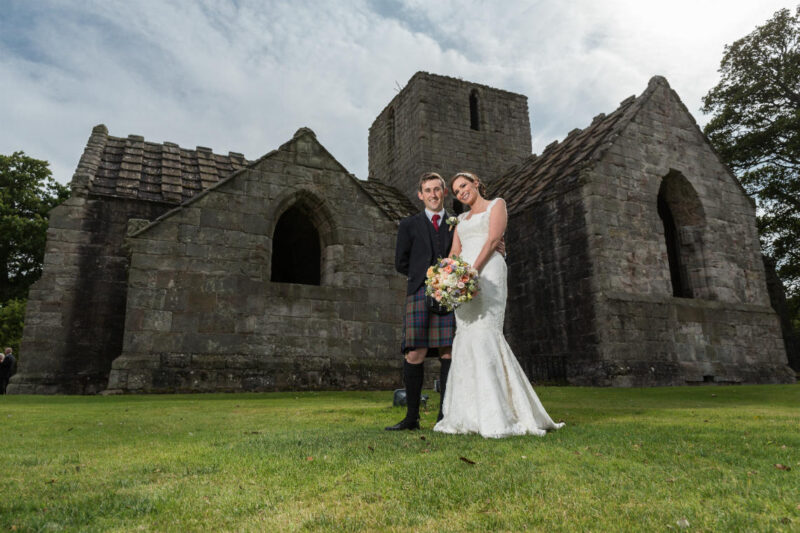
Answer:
[1, 385, 799, 532]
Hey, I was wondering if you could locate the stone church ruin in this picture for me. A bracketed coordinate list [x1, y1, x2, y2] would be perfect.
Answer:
[11, 72, 795, 393]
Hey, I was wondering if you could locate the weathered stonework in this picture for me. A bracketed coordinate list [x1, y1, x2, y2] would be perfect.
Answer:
[503, 183, 596, 384]
[12, 126, 179, 394]
[493, 76, 794, 386]
[12, 71, 795, 394]
[369, 72, 531, 206]
[105, 129, 411, 392]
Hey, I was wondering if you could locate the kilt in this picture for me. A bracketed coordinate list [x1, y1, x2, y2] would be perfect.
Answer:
[401, 286, 456, 354]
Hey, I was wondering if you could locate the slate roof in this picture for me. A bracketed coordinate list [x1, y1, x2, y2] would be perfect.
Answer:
[490, 76, 668, 214]
[356, 178, 417, 222]
[73, 124, 249, 204]
[72, 124, 415, 223]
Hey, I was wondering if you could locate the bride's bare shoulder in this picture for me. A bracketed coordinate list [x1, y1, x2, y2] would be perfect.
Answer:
[489, 197, 506, 212]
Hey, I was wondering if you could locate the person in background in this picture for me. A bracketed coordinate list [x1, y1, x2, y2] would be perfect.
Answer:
[0, 347, 16, 394]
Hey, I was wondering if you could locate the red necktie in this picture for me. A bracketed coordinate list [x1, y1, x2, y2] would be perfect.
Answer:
[432, 214, 440, 231]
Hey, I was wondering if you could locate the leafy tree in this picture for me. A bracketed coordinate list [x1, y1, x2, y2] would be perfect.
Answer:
[0, 299, 25, 357]
[0, 151, 69, 356]
[702, 7, 800, 305]
[0, 151, 69, 303]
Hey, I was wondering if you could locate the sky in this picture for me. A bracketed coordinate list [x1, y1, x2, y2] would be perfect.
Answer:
[0, 0, 793, 185]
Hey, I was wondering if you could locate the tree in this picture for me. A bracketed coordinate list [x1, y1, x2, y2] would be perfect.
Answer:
[0, 299, 26, 356]
[0, 151, 69, 356]
[702, 7, 800, 301]
[0, 151, 69, 303]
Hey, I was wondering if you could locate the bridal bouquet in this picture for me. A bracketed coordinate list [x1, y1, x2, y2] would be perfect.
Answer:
[425, 256, 479, 311]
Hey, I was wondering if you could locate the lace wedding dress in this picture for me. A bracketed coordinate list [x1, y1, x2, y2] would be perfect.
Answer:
[434, 198, 565, 438]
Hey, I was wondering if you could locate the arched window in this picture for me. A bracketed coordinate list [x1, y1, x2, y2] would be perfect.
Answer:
[469, 89, 480, 131]
[270, 205, 321, 285]
[656, 171, 706, 299]
[657, 192, 690, 297]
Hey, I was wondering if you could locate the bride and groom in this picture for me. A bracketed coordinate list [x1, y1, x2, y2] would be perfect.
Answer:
[388, 171, 564, 438]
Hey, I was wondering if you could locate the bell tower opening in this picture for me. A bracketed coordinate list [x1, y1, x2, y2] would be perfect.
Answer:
[469, 89, 480, 131]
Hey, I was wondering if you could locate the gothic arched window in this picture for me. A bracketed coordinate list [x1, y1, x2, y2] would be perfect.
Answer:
[469, 89, 480, 131]
[656, 171, 706, 299]
[270, 205, 321, 285]
[657, 192, 690, 298]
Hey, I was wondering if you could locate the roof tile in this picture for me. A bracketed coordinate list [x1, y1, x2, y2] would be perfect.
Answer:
[77, 126, 415, 224]
[489, 85, 650, 213]
[81, 131, 250, 203]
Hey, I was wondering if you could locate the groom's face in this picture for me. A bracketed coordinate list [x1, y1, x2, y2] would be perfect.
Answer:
[418, 178, 446, 212]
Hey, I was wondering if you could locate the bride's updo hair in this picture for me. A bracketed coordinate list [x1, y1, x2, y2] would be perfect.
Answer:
[449, 171, 487, 198]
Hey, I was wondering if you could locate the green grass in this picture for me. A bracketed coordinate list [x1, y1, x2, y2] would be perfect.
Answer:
[1, 385, 799, 532]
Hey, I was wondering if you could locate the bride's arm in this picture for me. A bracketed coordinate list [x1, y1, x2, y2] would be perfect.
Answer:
[449, 227, 462, 258]
[471, 199, 507, 272]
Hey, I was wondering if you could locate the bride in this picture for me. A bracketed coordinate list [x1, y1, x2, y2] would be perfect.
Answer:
[433, 171, 565, 438]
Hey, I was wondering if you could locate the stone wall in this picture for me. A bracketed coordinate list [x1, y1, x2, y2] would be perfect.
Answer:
[368, 72, 531, 206]
[581, 77, 793, 385]
[586, 95, 769, 304]
[107, 130, 407, 392]
[581, 294, 794, 386]
[504, 185, 597, 384]
[11, 182, 172, 394]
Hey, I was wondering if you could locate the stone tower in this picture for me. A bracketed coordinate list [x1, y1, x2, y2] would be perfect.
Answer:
[368, 72, 531, 206]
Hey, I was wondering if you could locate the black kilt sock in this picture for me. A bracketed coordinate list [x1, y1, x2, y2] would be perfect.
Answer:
[404, 360, 425, 422]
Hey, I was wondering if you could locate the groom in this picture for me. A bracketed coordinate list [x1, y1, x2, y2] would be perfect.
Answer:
[386, 172, 455, 431]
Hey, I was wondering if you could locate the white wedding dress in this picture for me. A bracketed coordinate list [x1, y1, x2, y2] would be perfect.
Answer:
[434, 198, 565, 438]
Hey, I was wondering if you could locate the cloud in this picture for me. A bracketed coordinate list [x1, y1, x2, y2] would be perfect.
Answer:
[0, 0, 791, 183]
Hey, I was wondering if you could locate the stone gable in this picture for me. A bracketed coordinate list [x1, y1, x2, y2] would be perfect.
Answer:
[499, 76, 793, 386]
[108, 128, 411, 392]
[13, 127, 415, 393]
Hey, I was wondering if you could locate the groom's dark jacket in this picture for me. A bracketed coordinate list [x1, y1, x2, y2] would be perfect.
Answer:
[395, 211, 454, 296]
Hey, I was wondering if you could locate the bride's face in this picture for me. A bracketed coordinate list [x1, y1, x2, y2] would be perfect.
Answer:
[452, 177, 481, 206]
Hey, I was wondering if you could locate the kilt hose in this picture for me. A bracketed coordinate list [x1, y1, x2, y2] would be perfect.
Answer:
[401, 286, 456, 354]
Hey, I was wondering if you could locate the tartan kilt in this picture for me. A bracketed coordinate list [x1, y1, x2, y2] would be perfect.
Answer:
[401, 286, 456, 354]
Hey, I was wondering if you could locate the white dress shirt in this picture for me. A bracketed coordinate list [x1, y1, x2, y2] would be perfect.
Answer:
[425, 208, 446, 224]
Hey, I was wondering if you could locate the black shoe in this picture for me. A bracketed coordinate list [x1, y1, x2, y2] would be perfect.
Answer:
[436, 411, 444, 423]
[385, 418, 420, 431]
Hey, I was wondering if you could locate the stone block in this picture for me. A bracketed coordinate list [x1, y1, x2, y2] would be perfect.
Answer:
[142, 310, 172, 331]
[200, 208, 243, 231]
[111, 354, 162, 370]
[191, 354, 227, 369]
[162, 353, 191, 368]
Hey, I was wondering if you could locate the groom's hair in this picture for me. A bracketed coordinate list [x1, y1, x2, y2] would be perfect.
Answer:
[418, 172, 445, 191]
